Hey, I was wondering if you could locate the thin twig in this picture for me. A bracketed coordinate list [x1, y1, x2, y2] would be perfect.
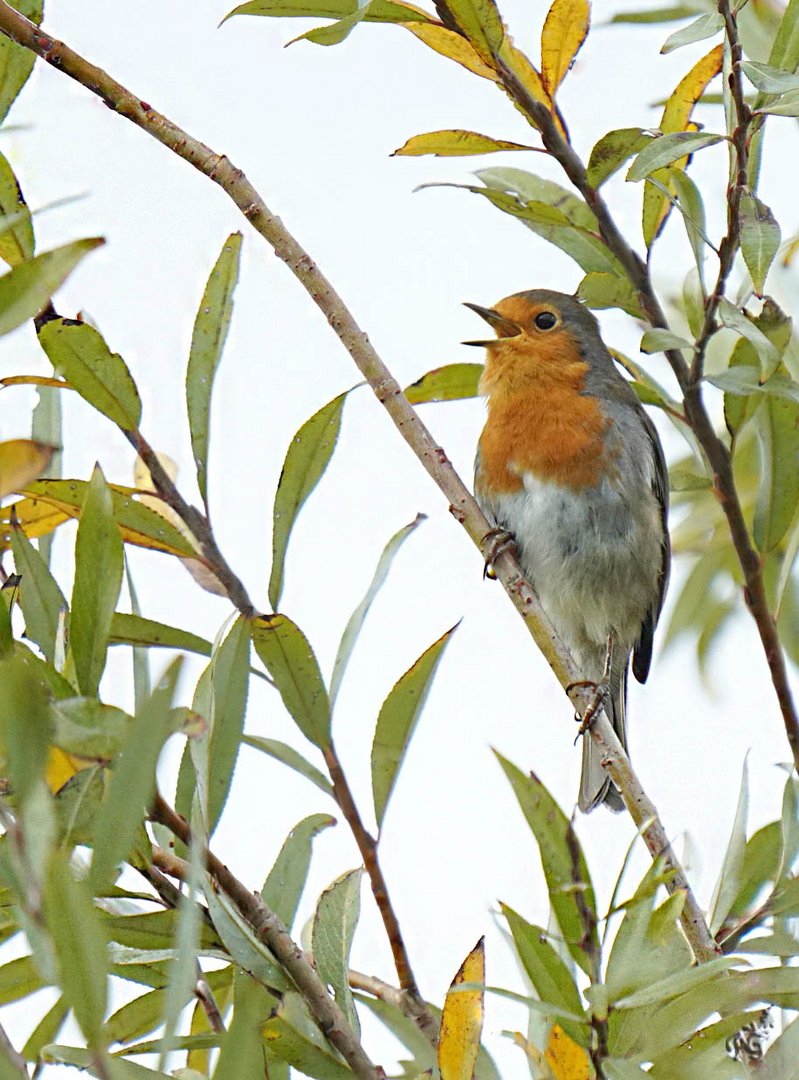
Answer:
[195, 974, 227, 1035]
[691, 0, 754, 381]
[323, 744, 438, 1044]
[0, 4, 718, 961]
[149, 794, 381, 1079]
[349, 970, 422, 1015]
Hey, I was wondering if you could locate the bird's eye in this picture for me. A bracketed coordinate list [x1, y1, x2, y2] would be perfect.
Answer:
[534, 311, 558, 331]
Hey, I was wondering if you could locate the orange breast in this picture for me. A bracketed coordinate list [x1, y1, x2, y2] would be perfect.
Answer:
[478, 351, 612, 494]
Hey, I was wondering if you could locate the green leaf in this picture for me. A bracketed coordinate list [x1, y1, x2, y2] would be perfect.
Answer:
[261, 813, 336, 929]
[268, 390, 350, 610]
[262, 996, 353, 1079]
[668, 167, 710, 275]
[104, 986, 169, 1046]
[54, 765, 106, 847]
[103, 909, 222, 953]
[159, 836, 205, 1068]
[371, 624, 457, 828]
[405, 363, 481, 404]
[251, 614, 331, 748]
[742, 61, 799, 94]
[603, 1061, 651, 1080]
[43, 1045, 170, 1077]
[753, 390, 799, 551]
[89, 658, 182, 890]
[500, 904, 587, 1044]
[0, 0, 42, 125]
[201, 872, 289, 991]
[37, 319, 142, 431]
[761, 1016, 799, 1079]
[205, 616, 250, 833]
[739, 192, 781, 295]
[223, 0, 434, 24]
[110, 612, 213, 657]
[726, 821, 783, 922]
[586, 128, 652, 187]
[297, 0, 379, 46]
[22, 996, 69, 1061]
[70, 465, 124, 697]
[771, 876, 799, 917]
[393, 129, 534, 156]
[242, 735, 333, 796]
[660, 12, 723, 53]
[766, 0, 799, 76]
[613, 955, 738, 1010]
[640, 328, 694, 354]
[0, 151, 33, 268]
[626, 132, 724, 181]
[779, 771, 799, 878]
[755, 88, 799, 115]
[0, 955, 43, 1005]
[609, 6, 703, 24]
[311, 868, 362, 1037]
[10, 518, 66, 664]
[330, 513, 425, 706]
[214, 971, 274, 1080]
[477, 167, 596, 228]
[496, 755, 599, 978]
[0, 238, 103, 338]
[708, 759, 749, 935]
[0, 651, 53, 801]
[577, 272, 642, 317]
[186, 232, 242, 509]
[50, 697, 132, 760]
[648, 1012, 766, 1079]
[44, 851, 109, 1044]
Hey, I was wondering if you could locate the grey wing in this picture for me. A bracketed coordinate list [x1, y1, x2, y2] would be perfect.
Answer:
[474, 447, 500, 526]
[632, 411, 671, 684]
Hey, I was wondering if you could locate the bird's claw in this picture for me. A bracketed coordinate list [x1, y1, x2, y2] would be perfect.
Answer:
[569, 679, 610, 743]
[481, 527, 517, 579]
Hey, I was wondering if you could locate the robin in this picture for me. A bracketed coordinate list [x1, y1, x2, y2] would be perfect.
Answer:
[465, 289, 670, 812]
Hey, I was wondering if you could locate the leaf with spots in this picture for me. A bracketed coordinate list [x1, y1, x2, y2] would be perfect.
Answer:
[437, 938, 485, 1080]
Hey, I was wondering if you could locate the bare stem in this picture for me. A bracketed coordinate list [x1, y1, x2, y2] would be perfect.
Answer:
[0, 3, 718, 960]
[149, 795, 381, 1079]
[322, 743, 438, 1044]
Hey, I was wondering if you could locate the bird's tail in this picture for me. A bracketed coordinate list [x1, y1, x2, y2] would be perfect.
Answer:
[578, 658, 627, 814]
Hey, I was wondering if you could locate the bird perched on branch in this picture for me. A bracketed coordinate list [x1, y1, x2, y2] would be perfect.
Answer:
[466, 289, 670, 812]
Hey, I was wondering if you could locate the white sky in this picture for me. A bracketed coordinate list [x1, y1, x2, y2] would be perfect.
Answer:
[1, 0, 798, 1076]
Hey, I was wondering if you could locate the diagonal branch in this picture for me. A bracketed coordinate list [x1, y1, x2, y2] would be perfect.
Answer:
[0, 3, 717, 961]
[149, 795, 381, 1079]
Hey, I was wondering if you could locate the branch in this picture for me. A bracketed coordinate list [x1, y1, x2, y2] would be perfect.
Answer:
[691, 0, 753, 382]
[149, 795, 381, 1080]
[322, 744, 437, 1044]
[0, 4, 717, 960]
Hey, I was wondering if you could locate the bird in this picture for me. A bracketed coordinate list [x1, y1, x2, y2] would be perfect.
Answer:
[465, 289, 670, 812]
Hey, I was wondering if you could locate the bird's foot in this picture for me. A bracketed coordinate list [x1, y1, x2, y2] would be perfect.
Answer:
[481, 527, 517, 579]
[568, 679, 610, 742]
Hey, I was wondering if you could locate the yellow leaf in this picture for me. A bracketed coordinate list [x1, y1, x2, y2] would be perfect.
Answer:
[661, 44, 723, 134]
[541, 0, 590, 96]
[44, 747, 87, 795]
[438, 937, 485, 1080]
[497, 41, 568, 140]
[393, 129, 536, 156]
[133, 455, 225, 595]
[0, 375, 72, 390]
[545, 1024, 592, 1080]
[402, 22, 499, 81]
[0, 439, 54, 499]
[644, 45, 722, 246]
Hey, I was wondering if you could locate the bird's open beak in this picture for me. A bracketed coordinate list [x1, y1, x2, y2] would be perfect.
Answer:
[462, 302, 522, 346]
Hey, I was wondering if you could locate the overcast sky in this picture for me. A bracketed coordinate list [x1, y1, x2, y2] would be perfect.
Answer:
[1, 0, 798, 1075]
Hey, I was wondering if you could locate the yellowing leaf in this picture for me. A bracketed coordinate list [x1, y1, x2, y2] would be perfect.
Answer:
[44, 746, 88, 795]
[661, 44, 723, 133]
[0, 375, 71, 390]
[643, 44, 722, 246]
[545, 1024, 591, 1080]
[402, 22, 500, 81]
[393, 129, 535, 156]
[432, 0, 505, 65]
[0, 439, 54, 498]
[438, 937, 485, 1080]
[541, 0, 590, 96]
